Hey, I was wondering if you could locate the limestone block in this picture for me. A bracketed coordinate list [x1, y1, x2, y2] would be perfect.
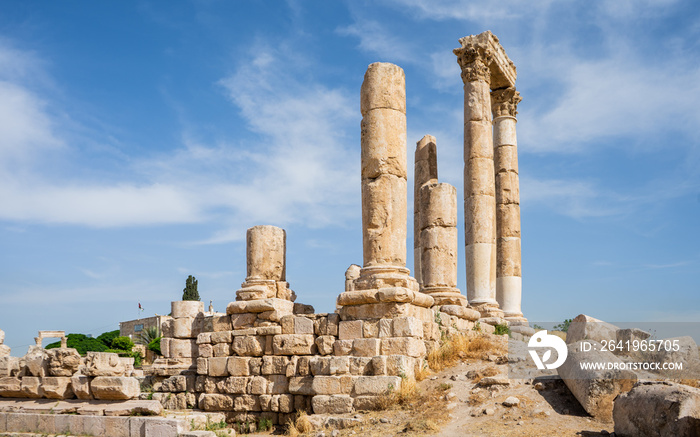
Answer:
[198, 344, 213, 358]
[232, 336, 265, 356]
[268, 374, 289, 394]
[205, 314, 232, 332]
[354, 375, 402, 395]
[288, 376, 314, 395]
[169, 339, 198, 358]
[0, 345, 9, 358]
[208, 357, 229, 377]
[24, 346, 50, 377]
[339, 301, 433, 323]
[213, 342, 232, 357]
[464, 121, 493, 161]
[160, 375, 195, 393]
[247, 375, 268, 394]
[197, 357, 208, 375]
[336, 290, 379, 306]
[237, 283, 276, 301]
[0, 329, 4, 344]
[91, 376, 140, 400]
[249, 358, 263, 375]
[558, 341, 637, 421]
[339, 320, 364, 340]
[360, 62, 406, 115]
[419, 182, 456, 228]
[315, 336, 335, 356]
[464, 242, 496, 304]
[361, 108, 407, 179]
[333, 340, 353, 356]
[497, 203, 521, 238]
[566, 314, 620, 345]
[393, 317, 424, 338]
[352, 338, 381, 357]
[439, 305, 480, 321]
[292, 317, 314, 334]
[42, 376, 74, 399]
[227, 298, 294, 315]
[496, 238, 522, 277]
[262, 356, 289, 375]
[277, 393, 294, 413]
[272, 334, 315, 355]
[231, 313, 257, 329]
[361, 320, 378, 338]
[172, 317, 195, 338]
[378, 319, 393, 337]
[354, 396, 382, 411]
[651, 336, 700, 377]
[20, 376, 43, 398]
[196, 333, 211, 344]
[613, 381, 700, 437]
[421, 227, 459, 288]
[310, 357, 331, 376]
[329, 356, 350, 375]
[69, 374, 92, 400]
[381, 337, 427, 358]
[464, 157, 496, 198]
[371, 356, 387, 375]
[227, 357, 250, 377]
[234, 394, 261, 411]
[217, 376, 246, 394]
[361, 174, 407, 267]
[199, 393, 235, 411]
[312, 375, 354, 395]
[172, 300, 204, 319]
[312, 395, 354, 414]
[246, 225, 286, 282]
[86, 352, 126, 377]
[387, 355, 415, 379]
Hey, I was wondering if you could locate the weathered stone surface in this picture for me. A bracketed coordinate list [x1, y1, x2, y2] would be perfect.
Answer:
[168, 339, 198, 358]
[0, 329, 4, 344]
[352, 338, 381, 357]
[232, 336, 265, 356]
[91, 376, 140, 400]
[273, 334, 315, 355]
[172, 300, 204, 319]
[47, 348, 81, 376]
[312, 395, 354, 414]
[213, 342, 232, 357]
[20, 376, 42, 398]
[289, 376, 314, 395]
[0, 344, 9, 358]
[246, 225, 286, 282]
[24, 346, 50, 377]
[199, 393, 234, 411]
[439, 305, 480, 321]
[557, 341, 637, 421]
[393, 317, 423, 338]
[198, 343, 213, 358]
[339, 320, 364, 340]
[203, 315, 232, 332]
[566, 314, 619, 344]
[354, 375, 401, 395]
[227, 298, 294, 315]
[71, 374, 92, 399]
[315, 336, 335, 356]
[262, 356, 289, 375]
[217, 377, 247, 394]
[42, 376, 74, 399]
[86, 352, 127, 377]
[0, 377, 23, 397]
[381, 337, 427, 358]
[613, 381, 700, 437]
[172, 317, 196, 338]
[227, 357, 250, 377]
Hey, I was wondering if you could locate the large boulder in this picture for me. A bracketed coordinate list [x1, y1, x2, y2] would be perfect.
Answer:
[42, 376, 75, 399]
[566, 314, 619, 344]
[0, 356, 20, 377]
[613, 381, 700, 437]
[47, 348, 82, 376]
[0, 345, 10, 358]
[558, 340, 637, 421]
[24, 346, 50, 377]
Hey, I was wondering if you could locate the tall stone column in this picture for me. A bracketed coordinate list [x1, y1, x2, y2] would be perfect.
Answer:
[454, 40, 499, 317]
[414, 135, 438, 286]
[360, 62, 408, 273]
[492, 87, 526, 322]
[418, 182, 466, 306]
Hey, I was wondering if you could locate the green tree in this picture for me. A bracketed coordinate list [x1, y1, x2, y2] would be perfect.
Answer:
[148, 337, 162, 355]
[554, 319, 573, 333]
[96, 329, 120, 348]
[182, 275, 200, 301]
[46, 333, 107, 355]
[110, 336, 135, 351]
[136, 326, 160, 346]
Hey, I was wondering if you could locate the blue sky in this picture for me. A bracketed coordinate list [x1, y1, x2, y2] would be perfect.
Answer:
[1, 0, 699, 352]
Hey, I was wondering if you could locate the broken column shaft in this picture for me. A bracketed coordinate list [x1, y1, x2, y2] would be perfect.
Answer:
[413, 135, 438, 286]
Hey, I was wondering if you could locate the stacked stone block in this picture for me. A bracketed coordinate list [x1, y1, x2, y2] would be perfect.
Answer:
[153, 300, 203, 376]
[0, 330, 9, 358]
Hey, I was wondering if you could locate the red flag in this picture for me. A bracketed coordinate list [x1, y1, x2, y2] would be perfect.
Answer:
[138, 302, 143, 311]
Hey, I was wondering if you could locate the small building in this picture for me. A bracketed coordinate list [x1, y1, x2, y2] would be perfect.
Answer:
[119, 315, 170, 342]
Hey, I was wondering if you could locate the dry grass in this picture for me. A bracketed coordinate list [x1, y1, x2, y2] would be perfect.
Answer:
[427, 333, 505, 372]
[550, 330, 567, 341]
[470, 366, 499, 384]
[285, 410, 312, 437]
[679, 378, 700, 389]
[376, 377, 418, 409]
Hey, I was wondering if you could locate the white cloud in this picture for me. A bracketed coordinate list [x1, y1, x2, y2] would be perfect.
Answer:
[380, 0, 557, 22]
[336, 20, 411, 63]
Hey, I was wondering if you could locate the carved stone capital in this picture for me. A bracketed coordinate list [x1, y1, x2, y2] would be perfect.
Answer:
[491, 87, 522, 118]
[453, 42, 492, 84]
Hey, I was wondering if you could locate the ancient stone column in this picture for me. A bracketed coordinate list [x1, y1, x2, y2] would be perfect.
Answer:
[360, 62, 408, 273]
[492, 87, 526, 322]
[414, 135, 438, 286]
[454, 39, 498, 315]
[236, 225, 295, 301]
[419, 182, 465, 306]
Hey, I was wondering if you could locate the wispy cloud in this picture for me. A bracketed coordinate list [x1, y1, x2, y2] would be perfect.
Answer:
[336, 19, 411, 63]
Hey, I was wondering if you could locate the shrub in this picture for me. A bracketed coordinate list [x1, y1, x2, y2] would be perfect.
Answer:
[182, 275, 200, 301]
[554, 318, 572, 333]
[111, 336, 135, 352]
[494, 324, 510, 336]
[148, 337, 162, 355]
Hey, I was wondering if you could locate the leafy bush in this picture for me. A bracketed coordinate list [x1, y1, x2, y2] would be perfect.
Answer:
[494, 324, 511, 336]
[554, 319, 572, 333]
[111, 336, 135, 351]
[96, 330, 120, 348]
[137, 326, 159, 346]
[148, 336, 162, 355]
[45, 333, 107, 355]
[182, 275, 200, 301]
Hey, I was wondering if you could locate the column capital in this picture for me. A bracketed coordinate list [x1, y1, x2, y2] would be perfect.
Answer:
[453, 42, 492, 84]
[491, 87, 522, 118]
